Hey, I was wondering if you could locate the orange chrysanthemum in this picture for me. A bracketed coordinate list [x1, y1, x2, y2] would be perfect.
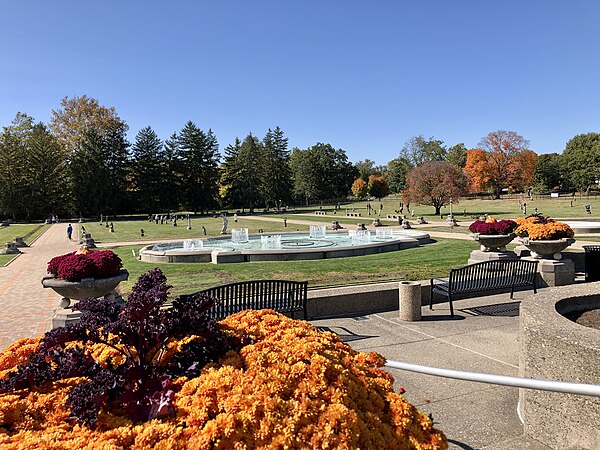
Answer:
[0, 310, 447, 449]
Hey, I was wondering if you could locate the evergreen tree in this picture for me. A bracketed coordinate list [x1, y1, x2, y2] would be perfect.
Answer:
[0, 113, 33, 219]
[161, 133, 182, 211]
[102, 126, 130, 214]
[131, 126, 163, 212]
[176, 121, 220, 214]
[238, 134, 264, 212]
[261, 127, 292, 209]
[219, 138, 243, 208]
[71, 130, 106, 216]
[24, 124, 72, 219]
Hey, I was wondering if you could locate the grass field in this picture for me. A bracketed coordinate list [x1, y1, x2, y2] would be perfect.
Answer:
[310, 194, 600, 220]
[0, 224, 49, 265]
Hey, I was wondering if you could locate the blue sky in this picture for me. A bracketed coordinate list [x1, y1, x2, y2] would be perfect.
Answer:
[1, 1, 599, 165]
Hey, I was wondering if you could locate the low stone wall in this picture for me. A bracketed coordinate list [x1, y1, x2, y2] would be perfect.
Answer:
[519, 283, 600, 450]
[306, 281, 432, 318]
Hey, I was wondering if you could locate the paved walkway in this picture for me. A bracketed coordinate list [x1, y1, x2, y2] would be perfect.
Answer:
[312, 292, 552, 449]
[0, 224, 78, 350]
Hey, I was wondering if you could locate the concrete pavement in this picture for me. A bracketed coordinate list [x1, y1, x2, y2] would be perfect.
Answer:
[311, 292, 553, 449]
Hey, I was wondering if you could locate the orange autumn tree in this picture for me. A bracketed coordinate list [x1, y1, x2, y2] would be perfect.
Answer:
[464, 130, 537, 198]
[351, 178, 368, 198]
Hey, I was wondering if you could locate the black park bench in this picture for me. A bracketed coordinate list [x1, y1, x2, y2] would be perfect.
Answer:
[181, 280, 309, 321]
[430, 259, 538, 316]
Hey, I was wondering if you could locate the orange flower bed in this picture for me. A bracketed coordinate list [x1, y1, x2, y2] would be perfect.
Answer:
[0, 310, 447, 449]
[515, 216, 574, 240]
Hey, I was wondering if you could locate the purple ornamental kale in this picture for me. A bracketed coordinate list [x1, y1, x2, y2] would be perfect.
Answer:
[0, 268, 250, 428]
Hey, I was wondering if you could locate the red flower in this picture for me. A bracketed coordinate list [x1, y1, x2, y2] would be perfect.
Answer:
[469, 219, 517, 235]
[47, 250, 122, 281]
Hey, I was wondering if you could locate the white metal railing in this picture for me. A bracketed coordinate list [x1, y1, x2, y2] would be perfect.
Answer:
[384, 360, 600, 397]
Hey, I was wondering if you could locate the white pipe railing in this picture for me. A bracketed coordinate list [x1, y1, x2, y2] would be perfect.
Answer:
[384, 360, 600, 398]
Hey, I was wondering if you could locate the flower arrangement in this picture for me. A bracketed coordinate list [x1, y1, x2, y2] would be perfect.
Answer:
[515, 216, 574, 240]
[469, 218, 517, 235]
[0, 270, 447, 449]
[47, 249, 123, 281]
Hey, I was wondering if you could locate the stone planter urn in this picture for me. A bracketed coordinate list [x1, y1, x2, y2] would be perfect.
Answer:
[42, 269, 129, 309]
[471, 233, 515, 252]
[520, 237, 575, 260]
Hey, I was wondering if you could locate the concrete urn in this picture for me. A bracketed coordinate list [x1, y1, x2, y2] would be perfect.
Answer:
[471, 233, 515, 252]
[42, 269, 129, 307]
[520, 238, 575, 260]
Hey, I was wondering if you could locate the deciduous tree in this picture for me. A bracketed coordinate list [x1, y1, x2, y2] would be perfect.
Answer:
[49, 95, 128, 154]
[290, 143, 356, 204]
[368, 175, 389, 200]
[560, 133, 600, 192]
[446, 143, 467, 169]
[351, 178, 368, 198]
[403, 161, 466, 215]
[533, 153, 563, 192]
[386, 157, 412, 193]
[400, 135, 446, 166]
[464, 130, 535, 198]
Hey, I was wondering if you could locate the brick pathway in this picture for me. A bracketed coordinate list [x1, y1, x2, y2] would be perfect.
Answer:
[0, 224, 78, 351]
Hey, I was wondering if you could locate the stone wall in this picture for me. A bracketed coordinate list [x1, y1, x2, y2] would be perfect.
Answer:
[519, 283, 600, 449]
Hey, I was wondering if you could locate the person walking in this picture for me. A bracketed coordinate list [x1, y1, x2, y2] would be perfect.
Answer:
[66, 224, 73, 240]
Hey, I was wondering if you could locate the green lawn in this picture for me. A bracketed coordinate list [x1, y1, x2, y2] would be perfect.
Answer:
[307, 194, 600, 221]
[81, 216, 299, 243]
[0, 223, 49, 244]
[112, 238, 479, 296]
[0, 224, 49, 266]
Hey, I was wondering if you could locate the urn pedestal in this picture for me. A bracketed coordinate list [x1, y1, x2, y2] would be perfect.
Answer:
[42, 269, 128, 327]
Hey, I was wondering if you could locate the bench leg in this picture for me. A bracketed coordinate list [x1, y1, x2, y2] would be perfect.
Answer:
[448, 294, 454, 317]
[510, 286, 515, 299]
[429, 282, 434, 310]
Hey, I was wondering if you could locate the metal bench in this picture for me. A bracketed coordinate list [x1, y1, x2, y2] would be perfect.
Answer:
[181, 280, 308, 320]
[430, 259, 538, 316]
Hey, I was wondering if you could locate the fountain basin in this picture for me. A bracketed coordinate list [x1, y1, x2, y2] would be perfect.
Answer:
[139, 230, 430, 264]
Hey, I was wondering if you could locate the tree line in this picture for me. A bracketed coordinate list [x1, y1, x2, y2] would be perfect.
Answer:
[0, 96, 357, 220]
[1, 95, 598, 220]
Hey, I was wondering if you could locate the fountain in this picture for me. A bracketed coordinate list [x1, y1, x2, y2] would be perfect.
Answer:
[349, 230, 372, 244]
[260, 234, 282, 249]
[140, 229, 431, 264]
[231, 228, 249, 244]
[309, 225, 326, 239]
[183, 239, 204, 251]
[376, 228, 393, 238]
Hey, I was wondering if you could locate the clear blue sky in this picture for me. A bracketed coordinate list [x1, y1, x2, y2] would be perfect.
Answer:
[1, 1, 599, 165]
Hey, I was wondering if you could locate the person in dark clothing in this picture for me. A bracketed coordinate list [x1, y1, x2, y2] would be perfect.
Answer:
[66, 224, 73, 240]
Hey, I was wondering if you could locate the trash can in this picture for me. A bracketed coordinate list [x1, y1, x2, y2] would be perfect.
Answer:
[583, 245, 600, 282]
[399, 281, 422, 321]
